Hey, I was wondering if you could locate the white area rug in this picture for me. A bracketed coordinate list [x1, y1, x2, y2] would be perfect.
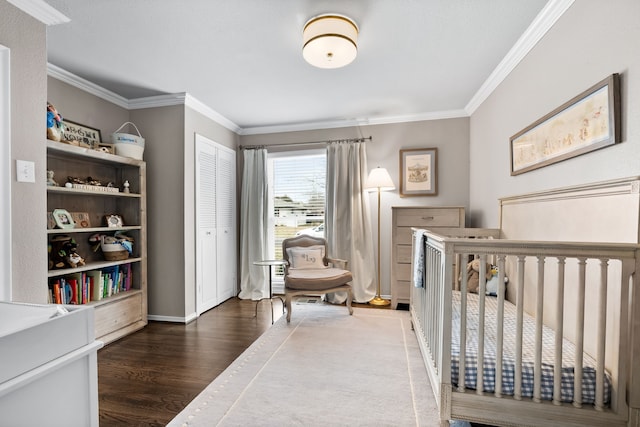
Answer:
[167, 302, 440, 426]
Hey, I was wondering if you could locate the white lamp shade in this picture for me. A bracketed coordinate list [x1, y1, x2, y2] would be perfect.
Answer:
[366, 167, 395, 192]
[303, 14, 358, 69]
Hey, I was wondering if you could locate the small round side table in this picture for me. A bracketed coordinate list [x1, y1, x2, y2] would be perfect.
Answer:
[253, 260, 286, 324]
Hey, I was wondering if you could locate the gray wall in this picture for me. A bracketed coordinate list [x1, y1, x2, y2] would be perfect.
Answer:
[130, 106, 185, 318]
[1, 2, 47, 302]
[469, 0, 640, 228]
[239, 117, 470, 297]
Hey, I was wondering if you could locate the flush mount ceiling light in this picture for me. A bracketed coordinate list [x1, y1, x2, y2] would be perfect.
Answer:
[303, 14, 359, 69]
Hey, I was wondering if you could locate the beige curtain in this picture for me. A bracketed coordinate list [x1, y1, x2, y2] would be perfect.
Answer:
[325, 141, 376, 303]
[238, 148, 269, 300]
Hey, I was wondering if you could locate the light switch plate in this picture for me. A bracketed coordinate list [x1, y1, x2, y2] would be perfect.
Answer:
[16, 160, 35, 183]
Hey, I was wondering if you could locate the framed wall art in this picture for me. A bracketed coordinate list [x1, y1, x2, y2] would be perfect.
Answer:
[399, 148, 437, 197]
[510, 73, 621, 176]
[62, 120, 102, 149]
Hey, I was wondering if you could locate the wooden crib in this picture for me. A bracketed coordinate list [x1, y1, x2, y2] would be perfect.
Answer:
[410, 177, 640, 427]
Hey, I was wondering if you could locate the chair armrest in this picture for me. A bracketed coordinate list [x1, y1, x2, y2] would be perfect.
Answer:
[326, 257, 348, 269]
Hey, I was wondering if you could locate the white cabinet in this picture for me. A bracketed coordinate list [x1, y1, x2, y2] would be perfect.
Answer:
[46, 140, 147, 343]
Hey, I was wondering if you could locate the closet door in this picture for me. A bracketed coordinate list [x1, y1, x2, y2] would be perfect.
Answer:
[216, 146, 236, 303]
[195, 134, 237, 316]
[196, 136, 218, 314]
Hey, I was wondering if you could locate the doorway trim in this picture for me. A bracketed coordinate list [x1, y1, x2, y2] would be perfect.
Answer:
[0, 45, 11, 301]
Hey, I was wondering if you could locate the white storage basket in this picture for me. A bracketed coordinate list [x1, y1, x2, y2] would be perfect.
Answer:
[100, 235, 131, 261]
[112, 122, 145, 160]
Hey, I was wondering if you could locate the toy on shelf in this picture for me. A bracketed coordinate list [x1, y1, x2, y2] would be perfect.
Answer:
[49, 235, 85, 269]
[46, 102, 64, 142]
[46, 170, 58, 187]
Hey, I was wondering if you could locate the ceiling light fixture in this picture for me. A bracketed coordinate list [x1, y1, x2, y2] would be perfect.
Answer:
[303, 14, 359, 69]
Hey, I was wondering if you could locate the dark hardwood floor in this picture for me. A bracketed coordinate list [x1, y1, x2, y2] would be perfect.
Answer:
[98, 297, 282, 426]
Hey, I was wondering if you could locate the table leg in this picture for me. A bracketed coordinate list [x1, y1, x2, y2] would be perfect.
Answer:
[255, 265, 278, 324]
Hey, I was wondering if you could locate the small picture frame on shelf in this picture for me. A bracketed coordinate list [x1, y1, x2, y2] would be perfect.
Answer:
[71, 212, 91, 228]
[105, 214, 124, 228]
[52, 209, 75, 229]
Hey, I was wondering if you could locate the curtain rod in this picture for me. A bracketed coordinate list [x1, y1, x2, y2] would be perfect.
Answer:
[240, 136, 372, 150]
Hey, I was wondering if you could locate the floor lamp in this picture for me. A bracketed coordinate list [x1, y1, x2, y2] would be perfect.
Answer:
[365, 166, 395, 306]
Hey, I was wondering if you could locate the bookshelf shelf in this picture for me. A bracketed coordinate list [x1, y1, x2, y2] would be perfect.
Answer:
[47, 257, 143, 277]
[47, 186, 142, 198]
[47, 140, 147, 344]
[47, 225, 142, 235]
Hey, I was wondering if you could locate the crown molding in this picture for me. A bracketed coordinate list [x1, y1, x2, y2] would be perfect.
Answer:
[465, 0, 574, 115]
[8, 0, 70, 25]
[128, 93, 241, 133]
[183, 94, 242, 134]
[127, 93, 187, 109]
[47, 63, 129, 108]
[239, 109, 469, 135]
[47, 64, 242, 133]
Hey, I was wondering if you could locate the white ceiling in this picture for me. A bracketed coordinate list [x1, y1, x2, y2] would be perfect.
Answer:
[40, 0, 559, 134]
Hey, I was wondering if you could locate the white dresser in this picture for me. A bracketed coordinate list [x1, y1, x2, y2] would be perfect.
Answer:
[0, 302, 103, 427]
[391, 206, 465, 309]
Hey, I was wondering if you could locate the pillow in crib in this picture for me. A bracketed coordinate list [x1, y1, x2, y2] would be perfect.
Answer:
[287, 247, 326, 269]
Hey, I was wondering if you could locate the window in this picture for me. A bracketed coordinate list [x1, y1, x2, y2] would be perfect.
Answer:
[267, 150, 326, 288]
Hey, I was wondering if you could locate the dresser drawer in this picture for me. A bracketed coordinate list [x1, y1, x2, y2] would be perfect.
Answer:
[396, 244, 412, 264]
[396, 263, 411, 281]
[395, 208, 462, 228]
[391, 206, 464, 310]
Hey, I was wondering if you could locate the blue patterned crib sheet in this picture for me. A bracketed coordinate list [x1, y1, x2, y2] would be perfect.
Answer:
[450, 291, 611, 405]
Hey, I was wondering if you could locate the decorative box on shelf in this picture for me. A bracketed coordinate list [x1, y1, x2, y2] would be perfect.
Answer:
[71, 183, 119, 193]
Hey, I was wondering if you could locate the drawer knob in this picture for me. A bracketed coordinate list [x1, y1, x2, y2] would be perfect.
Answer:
[422, 216, 434, 220]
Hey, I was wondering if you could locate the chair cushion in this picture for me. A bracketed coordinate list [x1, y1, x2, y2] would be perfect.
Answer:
[287, 247, 326, 269]
[285, 268, 353, 290]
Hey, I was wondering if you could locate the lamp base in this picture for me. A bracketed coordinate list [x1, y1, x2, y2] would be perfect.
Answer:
[369, 296, 390, 306]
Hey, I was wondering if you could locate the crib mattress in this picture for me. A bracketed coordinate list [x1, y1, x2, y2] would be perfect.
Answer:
[450, 291, 611, 405]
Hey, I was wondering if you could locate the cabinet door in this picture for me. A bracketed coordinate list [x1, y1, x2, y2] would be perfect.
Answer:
[196, 138, 219, 314]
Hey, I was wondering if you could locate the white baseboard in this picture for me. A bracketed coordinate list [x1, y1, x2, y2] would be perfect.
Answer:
[147, 312, 198, 324]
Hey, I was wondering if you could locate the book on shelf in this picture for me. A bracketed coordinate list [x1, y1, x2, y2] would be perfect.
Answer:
[47, 263, 134, 304]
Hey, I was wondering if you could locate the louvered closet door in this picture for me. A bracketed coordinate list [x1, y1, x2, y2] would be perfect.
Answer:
[216, 146, 236, 303]
[196, 136, 219, 314]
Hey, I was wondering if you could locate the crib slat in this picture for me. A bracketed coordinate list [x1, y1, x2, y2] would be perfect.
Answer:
[515, 256, 525, 401]
[573, 258, 587, 408]
[533, 256, 545, 403]
[553, 257, 566, 406]
[495, 255, 506, 398]
[476, 255, 487, 395]
[595, 259, 609, 411]
[458, 253, 468, 392]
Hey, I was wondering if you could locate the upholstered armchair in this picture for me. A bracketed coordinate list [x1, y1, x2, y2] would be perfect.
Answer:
[282, 235, 354, 322]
